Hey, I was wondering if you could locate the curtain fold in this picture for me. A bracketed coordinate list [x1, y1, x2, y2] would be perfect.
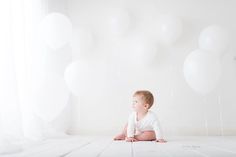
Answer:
[0, 0, 71, 141]
[0, 0, 24, 138]
[0, 0, 46, 140]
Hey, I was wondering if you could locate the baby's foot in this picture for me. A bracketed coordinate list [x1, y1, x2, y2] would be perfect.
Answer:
[113, 133, 126, 140]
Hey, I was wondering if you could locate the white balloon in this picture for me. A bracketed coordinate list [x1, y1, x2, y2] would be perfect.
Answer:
[33, 76, 70, 122]
[183, 49, 221, 95]
[108, 9, 131, 36]
[40, 13, 72, 50]
[158, 14, 183, 45]
[64, 60, 88, 96]
[44, 46, 72, 77]
[199, 25, 229, 54]
[128, 38, 160, 66]
[64, 59, 107, 97]
[70, 28, 94, 58]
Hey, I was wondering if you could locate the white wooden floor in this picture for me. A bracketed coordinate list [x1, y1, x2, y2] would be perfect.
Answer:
[2, 136, 236, 157]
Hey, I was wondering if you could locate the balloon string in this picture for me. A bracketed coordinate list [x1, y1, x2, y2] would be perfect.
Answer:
[169, 47, 174, 136]
[204, 96, 209, 136]
[170, 65, 174, 97]
[218, 95, 224, 136]
[169, 47, 174, 98]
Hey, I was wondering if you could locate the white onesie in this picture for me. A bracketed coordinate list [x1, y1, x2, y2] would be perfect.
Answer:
[127, 111, 164, 139]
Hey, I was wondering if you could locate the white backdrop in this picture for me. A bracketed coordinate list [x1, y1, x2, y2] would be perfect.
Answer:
[0, 0, 236, 141]
[66, 0, 236, 136]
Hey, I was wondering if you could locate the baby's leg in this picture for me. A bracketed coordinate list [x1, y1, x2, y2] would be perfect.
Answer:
[113, 133, 125, 140]
[113, 123, 128, 140]
[134, 131, 156, 141]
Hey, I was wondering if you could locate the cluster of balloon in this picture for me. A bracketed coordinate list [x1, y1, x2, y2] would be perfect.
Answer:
[183, 25, 230, 95]
[138, 15, 183, 66]
[38, 11, 231, 121]
[38, 13, 72, 123]
[126, 14, 183, 67]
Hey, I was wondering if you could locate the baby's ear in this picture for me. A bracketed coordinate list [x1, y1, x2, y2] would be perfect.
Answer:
[145, 104, 150, 109]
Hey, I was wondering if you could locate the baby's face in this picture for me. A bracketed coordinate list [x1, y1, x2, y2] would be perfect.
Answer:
[132, 95, 148, 112]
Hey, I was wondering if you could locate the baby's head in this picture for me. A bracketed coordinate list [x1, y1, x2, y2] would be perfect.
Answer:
[132, 90, 154, 112]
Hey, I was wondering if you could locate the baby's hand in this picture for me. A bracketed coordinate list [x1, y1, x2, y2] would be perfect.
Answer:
[126, 137, 138, 142]
[156, 139, 167, 143]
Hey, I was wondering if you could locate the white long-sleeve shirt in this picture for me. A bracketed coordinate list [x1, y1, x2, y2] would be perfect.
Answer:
[127, 111, 164, 139]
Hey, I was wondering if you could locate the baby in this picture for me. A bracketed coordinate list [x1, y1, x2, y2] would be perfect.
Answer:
[114, 90, 166, 143]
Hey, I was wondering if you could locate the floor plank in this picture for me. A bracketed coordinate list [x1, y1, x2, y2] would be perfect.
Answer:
[4, 136, 92, 157]
[66, 137, 113, 157]
[100, 140, 133, 157]
[133, 141, 170, 157]
[192, 145, 236, 157]
[2, 136, 236, 157]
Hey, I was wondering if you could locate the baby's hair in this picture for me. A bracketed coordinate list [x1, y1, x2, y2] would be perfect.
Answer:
[133, 90, 154, 109]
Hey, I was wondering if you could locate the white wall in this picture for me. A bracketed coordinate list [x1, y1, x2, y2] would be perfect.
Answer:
[65, 0, 236, 136]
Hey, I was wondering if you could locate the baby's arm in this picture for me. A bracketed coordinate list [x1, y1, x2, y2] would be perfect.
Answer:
[126, 113, 136, 142]
[153, 120, 167, 143]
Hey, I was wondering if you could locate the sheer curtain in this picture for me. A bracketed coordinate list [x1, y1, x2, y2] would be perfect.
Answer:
[0, 0, 34, 139]
[0, 0, 64, 141]
[0, 0, 23, 138]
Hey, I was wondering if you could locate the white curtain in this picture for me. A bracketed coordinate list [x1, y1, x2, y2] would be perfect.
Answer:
[0, 0, 40, 140]
[0, 0, 22, 138]
[0, 0, 70, 142]
[0, 0, 27, 138]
